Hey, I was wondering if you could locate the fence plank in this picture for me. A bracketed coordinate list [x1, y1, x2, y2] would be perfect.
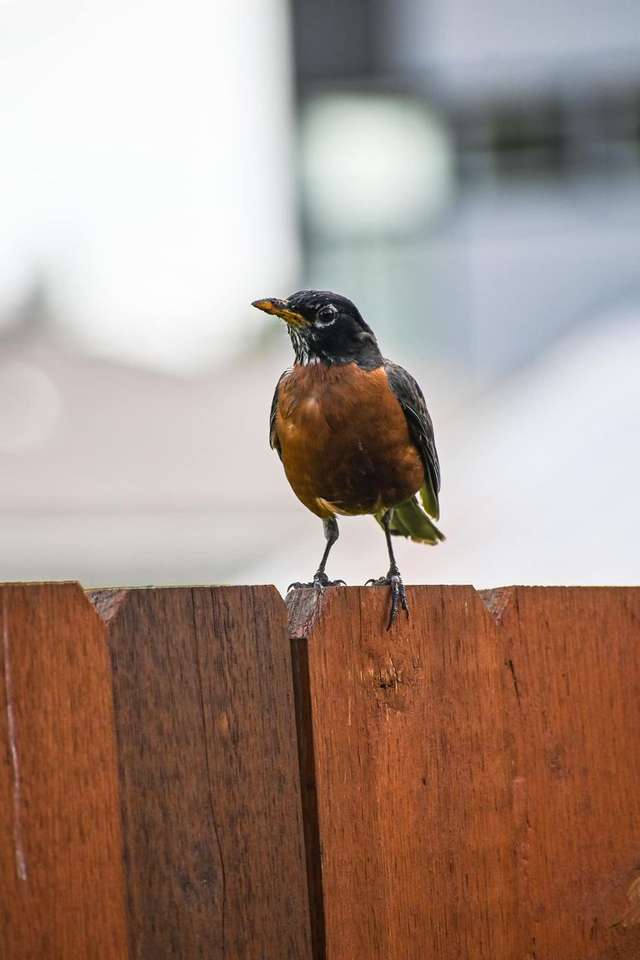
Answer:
[500, 586, 640, 959]
[0, 582, 128, 960]
[289, 584, 640, 960]
[103, 585, 312, 960]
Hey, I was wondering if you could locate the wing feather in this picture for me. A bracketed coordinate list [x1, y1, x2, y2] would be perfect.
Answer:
[384, 360, 441, 520]
[269, 370, 289, 459]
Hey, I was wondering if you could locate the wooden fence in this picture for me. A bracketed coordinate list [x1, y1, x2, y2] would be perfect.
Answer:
[1, 583, 640, 959]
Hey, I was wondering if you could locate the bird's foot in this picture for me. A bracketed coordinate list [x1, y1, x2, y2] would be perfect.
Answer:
[287, 571, 346, 594]
[365, 566, 409, 629]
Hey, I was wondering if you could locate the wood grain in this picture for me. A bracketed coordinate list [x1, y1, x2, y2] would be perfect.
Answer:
[499, 587, 640, 960]
[0, 582, 128, 960]
[103, 585, 312, 960]
[289, 584, 640, 960]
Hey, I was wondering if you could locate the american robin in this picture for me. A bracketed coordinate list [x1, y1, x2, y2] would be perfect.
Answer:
[252, 290, 444, 627]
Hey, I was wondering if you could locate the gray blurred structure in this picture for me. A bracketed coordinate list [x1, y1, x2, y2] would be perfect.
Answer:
[293, 0, 640, 378]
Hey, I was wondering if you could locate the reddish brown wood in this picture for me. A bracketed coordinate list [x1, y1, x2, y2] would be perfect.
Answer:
[499, 587, 640, 960]
[289, 584, 640, 960]
[0, 582, 128, 960]
[102, 585, 311, 959]
[3, 582, 639, 960]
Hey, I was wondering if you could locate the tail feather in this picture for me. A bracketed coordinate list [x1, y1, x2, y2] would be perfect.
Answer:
[377, 495, 445, 545]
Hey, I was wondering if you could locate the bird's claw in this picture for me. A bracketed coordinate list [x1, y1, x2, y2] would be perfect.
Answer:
[287, 572, 346, 594]
[365, 569, 410, 629]
[387, 573, 410, 629]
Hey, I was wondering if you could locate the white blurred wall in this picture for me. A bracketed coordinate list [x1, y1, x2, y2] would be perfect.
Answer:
[0, 0, 297, 371]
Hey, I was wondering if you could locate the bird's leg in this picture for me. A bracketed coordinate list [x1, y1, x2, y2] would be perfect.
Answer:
[288, 517, 346, 593]
[365, 510, 409, 629]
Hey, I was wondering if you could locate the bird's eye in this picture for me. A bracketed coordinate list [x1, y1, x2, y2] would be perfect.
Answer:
[316, 304, 337, 326]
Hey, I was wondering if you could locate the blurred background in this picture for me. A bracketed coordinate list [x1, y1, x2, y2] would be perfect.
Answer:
[1, 0, 639, 591]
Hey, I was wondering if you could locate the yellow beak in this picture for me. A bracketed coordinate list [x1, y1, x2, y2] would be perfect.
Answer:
[251, 298, 309, 328]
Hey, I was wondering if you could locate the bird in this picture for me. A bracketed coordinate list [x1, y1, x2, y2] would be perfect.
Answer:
[252, 289, 444, 628]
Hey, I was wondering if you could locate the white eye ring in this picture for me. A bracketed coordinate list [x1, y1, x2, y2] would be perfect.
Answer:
[316, 304, 337, 326]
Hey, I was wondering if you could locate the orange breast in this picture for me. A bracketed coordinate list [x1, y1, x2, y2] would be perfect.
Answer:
[274, 363, 424, 518]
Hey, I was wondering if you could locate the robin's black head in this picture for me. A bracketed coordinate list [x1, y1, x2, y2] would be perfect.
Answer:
[252, 290, 383, 369]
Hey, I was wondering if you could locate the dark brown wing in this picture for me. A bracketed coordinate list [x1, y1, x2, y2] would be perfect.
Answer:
[269, 371, 288, 460]
[384, 360, 441, 519]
